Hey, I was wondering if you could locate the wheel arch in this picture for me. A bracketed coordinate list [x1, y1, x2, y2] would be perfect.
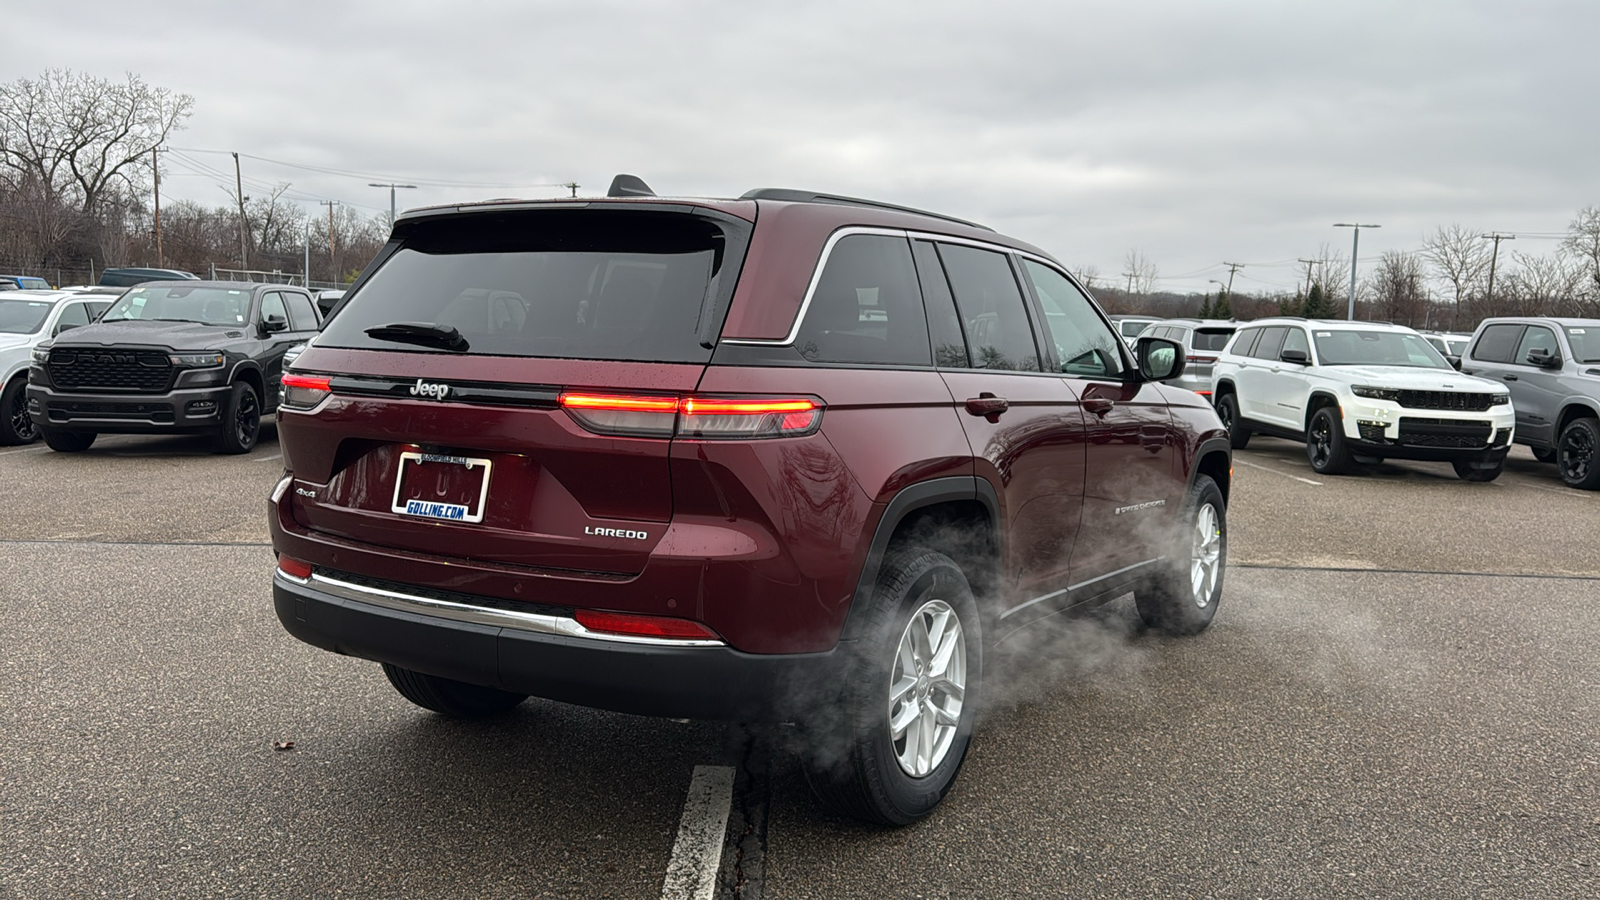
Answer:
[1189, 438, 1233, 503]
[1304, 391, 1341, 431]
[837, 477, 1001, 643]
[1557, 400, 1600, 436]
[230, 363, 265, 398]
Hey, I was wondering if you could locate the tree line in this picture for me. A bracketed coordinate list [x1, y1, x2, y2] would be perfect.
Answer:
[0, 69, 387, 287]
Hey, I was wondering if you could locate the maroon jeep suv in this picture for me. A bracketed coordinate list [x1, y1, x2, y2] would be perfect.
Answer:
[270, 177, 1231, 824]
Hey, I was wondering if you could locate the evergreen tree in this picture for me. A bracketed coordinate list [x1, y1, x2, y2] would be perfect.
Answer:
[1301, 283, 1336, 318]
[1197, 293, 1214, 318]
[1279, 292, 1304, 317]
[1214, 292, 1232, 320]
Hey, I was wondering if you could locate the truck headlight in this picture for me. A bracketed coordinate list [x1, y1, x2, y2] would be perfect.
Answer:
[169, 352, 225, 368]
[31, 346, 50, 364]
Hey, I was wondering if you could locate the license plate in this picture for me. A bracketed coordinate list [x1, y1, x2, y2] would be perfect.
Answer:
[390, 452, 492, 523]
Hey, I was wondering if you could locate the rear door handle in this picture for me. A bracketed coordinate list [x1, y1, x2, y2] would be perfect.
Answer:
[965, 394, 1009, 422]
[1083, 397, 1115, 416]
[1503, 374, 1519, 381]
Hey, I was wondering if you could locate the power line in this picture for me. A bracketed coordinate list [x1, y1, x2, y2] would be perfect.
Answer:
[168, 147, 568, 190]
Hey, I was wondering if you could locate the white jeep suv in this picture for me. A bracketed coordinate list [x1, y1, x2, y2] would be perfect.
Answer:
[1211, 318, 1515, 480]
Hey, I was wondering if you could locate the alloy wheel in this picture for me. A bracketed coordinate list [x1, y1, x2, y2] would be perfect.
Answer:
[1190, 502, 1222, 607]
[1308, 418, 1332, 468]
[235, 389, 260, 447]
[8, 388, 34, 442]
[888, 598, 967, 778]
[1561, 427, 1594, 482]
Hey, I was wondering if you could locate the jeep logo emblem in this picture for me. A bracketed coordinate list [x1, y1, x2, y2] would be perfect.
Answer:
[408, 378, 450, 400]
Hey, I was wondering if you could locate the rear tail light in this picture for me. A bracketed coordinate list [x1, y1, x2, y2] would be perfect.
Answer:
[281, 373, 332, 410]
[559, 392, 823, 440]
[573, 609, 721, 640]
[1186, 355, 1217, 364]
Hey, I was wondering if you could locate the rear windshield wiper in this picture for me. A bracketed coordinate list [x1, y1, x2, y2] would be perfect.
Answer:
[363, 322, 470, 352]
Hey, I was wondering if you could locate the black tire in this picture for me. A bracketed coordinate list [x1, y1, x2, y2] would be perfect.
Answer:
[1, 376, 37, 445]
[1135, 475, 1226, 635]
[802, 548, 982, 826]
[381, 664, 527, 718]
[1306, 406, 1356, 476]
[41, 429, 95, 452]
[1532, 447, 1557, 464]
[1215, 392, 1250, 449]
[1556, 417, 1600, 490]
[216, 380, 261, 454]
[1452, 459, 1503, 482]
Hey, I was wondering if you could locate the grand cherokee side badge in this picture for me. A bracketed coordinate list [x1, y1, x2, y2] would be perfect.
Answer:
[408, 378, 450, 400]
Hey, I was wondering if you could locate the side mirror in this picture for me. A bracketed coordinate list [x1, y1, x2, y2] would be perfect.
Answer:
[1135, 336, 1186, 382]
[1280, 348, 1310, 365]
[261, 314, 288, 334]
[54, 322, 80, 336]
[1449, 356, 1463, 371]
[1526, 347, 1561, 368]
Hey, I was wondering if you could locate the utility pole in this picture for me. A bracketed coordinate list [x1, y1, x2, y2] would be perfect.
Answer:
[1221, 261, 1244, 298]
[1482, 232, 1516, 309]
[563, 182, 580, 198]
[1333, 223, 1380, 320]
[369, 183, 417, 229]
[303, 218, 311, 287]
[1297, 258, 1318, 297]
[320, 200, 341, 281]
[232, 152, 250, 268]
[152, 147, 163, 267]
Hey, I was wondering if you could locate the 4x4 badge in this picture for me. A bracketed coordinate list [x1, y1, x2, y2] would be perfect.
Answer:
[408, 378, 450, 400]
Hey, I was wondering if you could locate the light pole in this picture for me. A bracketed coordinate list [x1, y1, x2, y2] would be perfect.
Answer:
[1209, 279, 1228, 308]
[369, 183, 417, 228]
[1333, 223, 1380, 320]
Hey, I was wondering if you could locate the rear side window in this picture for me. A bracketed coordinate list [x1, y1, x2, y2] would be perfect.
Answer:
[937, 244, 1039, 372]
[1470, 323, 1524, 363]
[284, 292, 320, 331]
[795, 234, 929, 366]
[1229, 328, 1260, 356]
[1193, 328, 1234, 352]
[1249, 327, 1288, 360]
[318, 211, 735, 363]
[912, 240, 969, 368]
[1022, 260, 1124, 377]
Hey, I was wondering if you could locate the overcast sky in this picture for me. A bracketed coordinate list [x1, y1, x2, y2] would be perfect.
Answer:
[9, 0, 1597, 295]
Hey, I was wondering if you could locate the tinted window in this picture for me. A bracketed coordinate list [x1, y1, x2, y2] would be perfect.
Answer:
[56, 302, 91, 330]
[283, 291, 320, 331]
[1470, 324, 1524, 363]
[84, 301, 111, 320]
[937, 244, 1039, 372]
[1119, 320, 1148, 339]
[1312, 329, 1450, 369]
[318, 211, 732, 363]
[1567, 326, 1600, 363]
[1281, 327, 1310, 359]
[1230, 328, 1260, 356]
[912, 240, 968, 368]
[102, 286, 251, 326]
[1249, 327, 1287, 360]
[260, 291, 289, 326]
[795, 234, 929, 366]
[1514, 325, 1559, 365]
[1193, 328, 1234, 351]
[1023, 260, 1124, 378]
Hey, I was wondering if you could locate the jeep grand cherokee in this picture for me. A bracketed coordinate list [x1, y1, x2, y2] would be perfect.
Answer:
[270, 176, 1232, 824]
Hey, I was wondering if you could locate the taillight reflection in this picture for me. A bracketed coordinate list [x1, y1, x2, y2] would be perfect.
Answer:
[280, 373, 332, 410]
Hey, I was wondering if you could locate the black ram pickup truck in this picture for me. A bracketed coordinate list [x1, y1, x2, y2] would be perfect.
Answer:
[26, 281, 320, 453]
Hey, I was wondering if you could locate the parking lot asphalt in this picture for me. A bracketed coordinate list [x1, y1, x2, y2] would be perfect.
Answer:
[2, 429, 1597, 898]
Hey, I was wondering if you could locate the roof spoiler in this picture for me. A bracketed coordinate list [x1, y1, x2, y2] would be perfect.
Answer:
[607, 174, 656, 198]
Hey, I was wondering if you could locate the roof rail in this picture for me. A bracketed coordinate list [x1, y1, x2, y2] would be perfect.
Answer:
[739, 188, 994, 232]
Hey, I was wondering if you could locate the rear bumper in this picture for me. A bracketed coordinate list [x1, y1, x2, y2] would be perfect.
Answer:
[273, 569, 844, 721]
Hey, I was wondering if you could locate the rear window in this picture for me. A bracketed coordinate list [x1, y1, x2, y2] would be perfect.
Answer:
[318, 211, 740, 362]
[1193, 328, 1234, 351]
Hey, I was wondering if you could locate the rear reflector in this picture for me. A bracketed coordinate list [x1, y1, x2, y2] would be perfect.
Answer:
[559, 392, 823, 440]
[574, 609, 721, 640]
[277, 556, 314, 580]
[1186, 356, 1217, 364]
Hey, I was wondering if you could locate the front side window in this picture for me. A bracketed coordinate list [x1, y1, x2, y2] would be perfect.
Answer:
[1514, 325, 1559, 365]
[260, 292, 289, 327]
[1312, 329, 1450, 369]
[101, 286, 251, 326]
[318, 211, 733, 363]
[795, 234, 929, 366]
[1023, 260, 1124, 378]
[1281, 327, 1311, 359]
[55, 302, 91, 330]
[937, 244, 1039, 372]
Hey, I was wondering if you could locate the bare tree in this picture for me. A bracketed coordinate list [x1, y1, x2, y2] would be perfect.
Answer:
[1365, 251, 1428, 327]
[1487, 251, 1583, 318]
[1070, 263, 1101, 290]
[1561, 206, 1600, 308]
[1121, 249, 1158, 294]
[1420, 224, 1491, 330]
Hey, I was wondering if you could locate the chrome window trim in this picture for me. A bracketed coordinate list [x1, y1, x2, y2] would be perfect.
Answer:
[720, 227, 1038, 347]
[277, 570, 727, 648]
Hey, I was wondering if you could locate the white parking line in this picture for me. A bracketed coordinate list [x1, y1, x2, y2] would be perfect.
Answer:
[254, 452, 283, 462]
[661, 765, 735, 900]
[0, 444, 52, 455]
[1235, 458, 1324, 486]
